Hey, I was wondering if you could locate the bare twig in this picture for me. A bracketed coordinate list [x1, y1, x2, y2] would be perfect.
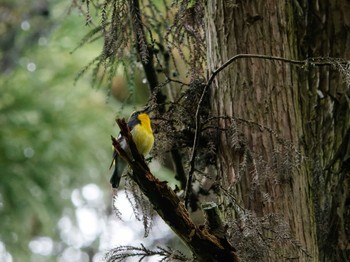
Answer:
[184, 53, 349, 208]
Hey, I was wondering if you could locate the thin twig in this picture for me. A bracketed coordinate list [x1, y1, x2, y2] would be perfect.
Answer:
[184, 53, 348, 208]
[207, 54, 344, 92]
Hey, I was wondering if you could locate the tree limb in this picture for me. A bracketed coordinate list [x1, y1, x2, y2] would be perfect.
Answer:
[111, 118, 240, 262]
[128, 0, 166, 106]
[128, 0, 188, 196]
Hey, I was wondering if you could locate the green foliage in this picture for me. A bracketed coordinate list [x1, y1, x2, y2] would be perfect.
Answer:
[72, 0, 206, 102]
[0, 0, 53, 73]
[0, 1, 115, 260]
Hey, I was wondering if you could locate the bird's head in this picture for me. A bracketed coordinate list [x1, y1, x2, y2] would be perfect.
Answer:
[127, 110, 152, 132]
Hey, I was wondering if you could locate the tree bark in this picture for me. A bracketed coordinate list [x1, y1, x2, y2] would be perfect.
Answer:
[207, 1, 349, 261]
[299, 1, 350, 261]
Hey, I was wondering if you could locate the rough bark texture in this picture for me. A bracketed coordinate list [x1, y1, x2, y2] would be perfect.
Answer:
[112, 119, 240, 262]
[207, 1, 349, 261]
[300, 1, 350, 261]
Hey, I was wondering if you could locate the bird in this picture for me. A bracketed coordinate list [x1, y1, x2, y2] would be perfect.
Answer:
[110, 110, 154, 188]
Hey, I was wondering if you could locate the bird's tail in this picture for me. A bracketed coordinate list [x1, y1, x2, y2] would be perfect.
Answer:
[109, 151, 125, 188]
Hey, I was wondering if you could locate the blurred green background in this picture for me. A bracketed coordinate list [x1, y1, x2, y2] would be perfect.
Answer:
[0, 0, 178, 261]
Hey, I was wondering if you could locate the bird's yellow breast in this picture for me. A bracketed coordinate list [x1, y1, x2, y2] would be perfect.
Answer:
[130, 113, 154, 155]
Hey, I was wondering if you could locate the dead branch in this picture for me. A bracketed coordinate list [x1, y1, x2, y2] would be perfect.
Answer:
[111, 118, 240, 262]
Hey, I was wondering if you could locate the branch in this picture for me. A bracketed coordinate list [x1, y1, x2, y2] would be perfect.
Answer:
[111, 118, 240, 262]
[106, 244, 189, 261]
[202, 202, 235, 252]
[129, 0, 187, 195]
[128, 0, 166, 107]
[207, 54, 345, 89]
[171, 148, 187, 189]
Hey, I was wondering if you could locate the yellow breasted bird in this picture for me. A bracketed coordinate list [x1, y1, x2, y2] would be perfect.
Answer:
[110, 110, 154, 188]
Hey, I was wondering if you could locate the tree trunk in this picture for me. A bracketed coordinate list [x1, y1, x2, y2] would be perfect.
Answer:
[207, 1, 349, 261]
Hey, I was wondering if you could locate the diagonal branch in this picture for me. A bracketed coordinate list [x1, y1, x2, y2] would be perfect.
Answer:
[111, 118, 240, 262]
